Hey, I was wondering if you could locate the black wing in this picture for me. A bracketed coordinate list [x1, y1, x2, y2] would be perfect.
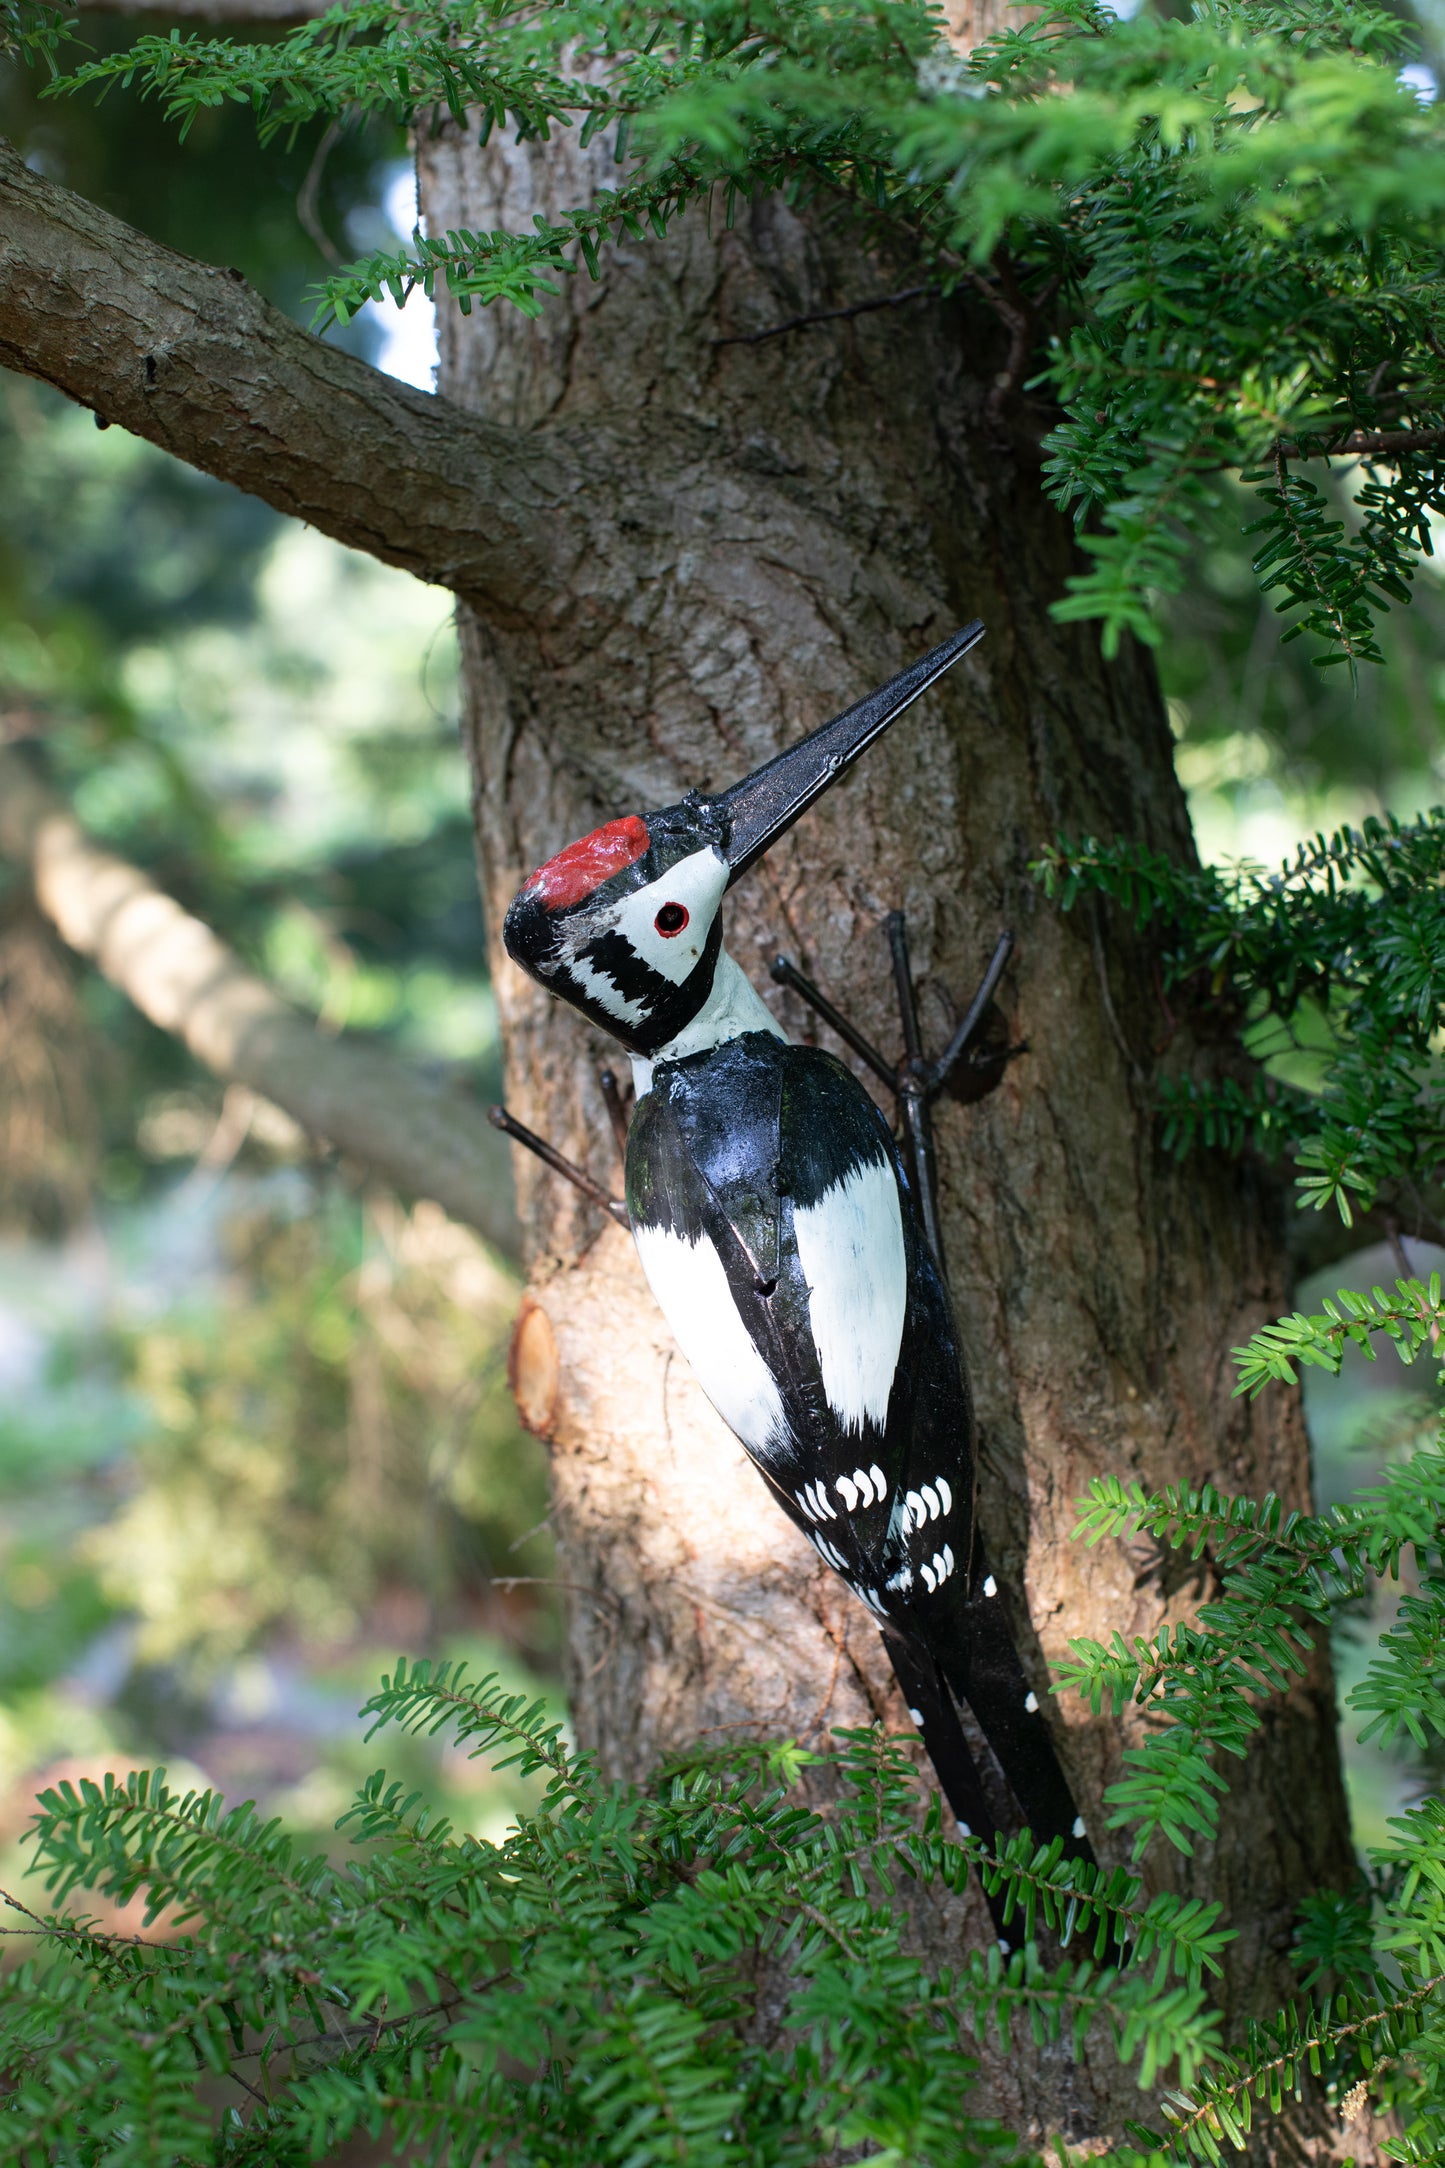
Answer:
[627, 1028, 1092, 1868]
[626, 1032, 977, 1611]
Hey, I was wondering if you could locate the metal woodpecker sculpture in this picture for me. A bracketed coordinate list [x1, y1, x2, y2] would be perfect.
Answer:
[495, 625, 1094, 1933]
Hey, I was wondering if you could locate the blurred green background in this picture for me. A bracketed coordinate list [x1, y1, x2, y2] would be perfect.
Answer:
[0, 10, 1441, 1935]
[0, 23, 559, 1927]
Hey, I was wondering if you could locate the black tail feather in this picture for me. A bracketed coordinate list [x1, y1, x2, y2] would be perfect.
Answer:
[881, 1631, 1014, 1943]
[938, 1550, 1096, 1871]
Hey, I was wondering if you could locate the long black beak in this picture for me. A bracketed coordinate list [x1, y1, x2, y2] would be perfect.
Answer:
[713, 621, 985, 887]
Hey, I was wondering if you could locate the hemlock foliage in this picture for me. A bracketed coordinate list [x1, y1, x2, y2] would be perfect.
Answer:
[43, 0, 1445, 667]
[2, 1328, 1444, 2168]
[1057, 1283, 1445, 2158]
[0, 1701, 1226, 2168]
[1035, 809, 1445, 1232]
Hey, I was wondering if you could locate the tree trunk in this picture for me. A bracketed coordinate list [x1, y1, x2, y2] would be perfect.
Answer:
[420, 117, 1356, 2141]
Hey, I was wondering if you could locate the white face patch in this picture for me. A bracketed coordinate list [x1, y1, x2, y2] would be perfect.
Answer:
[632, 1220, 791, 1460]
[792, 1157, 907, 1436]
[563, 845, 728, 991]
[564, 952, 651, 1026]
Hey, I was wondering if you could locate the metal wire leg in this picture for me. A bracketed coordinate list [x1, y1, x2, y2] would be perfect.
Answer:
[488, 1104, 630, 1228]
[771, 917, 1017, 1286]
[768, 955, 896, 1087]
[923, 932, 1015, 1096]
[598, 1067, 633, 1166]
[888, 912, 946, 1277]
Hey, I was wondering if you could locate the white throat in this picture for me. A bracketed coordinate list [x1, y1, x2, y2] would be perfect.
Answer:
[629, 948, 788, 1098]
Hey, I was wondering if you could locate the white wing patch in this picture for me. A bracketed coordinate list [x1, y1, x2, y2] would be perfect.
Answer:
[632, 1221, 790, 1458]
[796, 1479, 836, 1522]
[918, 1544, 956, 1596]
[902, 1479, 954, 1535]
[792, 1155, 906, 1436]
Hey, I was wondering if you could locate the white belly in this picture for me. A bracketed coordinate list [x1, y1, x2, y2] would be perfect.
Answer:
[631, 1221, 792, 1457]
[631, 1153, 907, 1458]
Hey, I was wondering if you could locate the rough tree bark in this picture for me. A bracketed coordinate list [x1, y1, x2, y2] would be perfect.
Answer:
[421, 118, 1356, 2146]
[0, 94, 1359, 2148]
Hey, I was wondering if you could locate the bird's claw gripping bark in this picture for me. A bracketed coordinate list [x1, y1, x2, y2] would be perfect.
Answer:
[771, 915, 1019, 1276]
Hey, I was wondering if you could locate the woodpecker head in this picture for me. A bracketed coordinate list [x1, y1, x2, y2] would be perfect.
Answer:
[502, 622, 984, 1057]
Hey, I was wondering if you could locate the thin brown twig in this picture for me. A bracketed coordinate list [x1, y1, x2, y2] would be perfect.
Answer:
[1385, 1217, 1415, 1285]
[296, 117, 344, 267]
[1151, 953, 1178, 1057]
[0, 1888, 164, 1952]
[491, 1574, 623, 1617]
[1276, 423, 1445, 461]
[237, 1975, 512, 2066]
[966, 250, 1055, 422]
[1089, 903, 1145, 1091]
[797, 1901, 861, 1961]
[1162, 1976, 1445, 2147]
[713, 283, 935, 346]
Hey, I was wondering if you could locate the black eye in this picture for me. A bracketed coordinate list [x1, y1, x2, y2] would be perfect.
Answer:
[655, 902, 689, 937]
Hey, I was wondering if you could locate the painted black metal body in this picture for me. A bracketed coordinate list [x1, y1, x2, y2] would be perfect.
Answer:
[493, 625, 1097, 1938]
[625, 1026, 1086, 1892]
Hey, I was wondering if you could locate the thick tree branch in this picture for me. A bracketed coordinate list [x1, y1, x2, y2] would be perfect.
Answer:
[0, 141, 575, 615]
[0, 747, 520, 1261]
